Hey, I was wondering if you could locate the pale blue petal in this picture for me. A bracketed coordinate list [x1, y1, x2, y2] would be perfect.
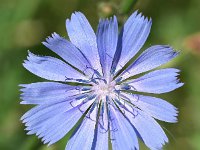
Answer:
[112, 11, 152, 73]
[22, 100, 74, 127]
[109, 105, 139, 150]
[23, 52, 87, 82]
[97, 16, 118, 80]
[26, 100, 94, 145]
[121, 45, 179, 79]
[20, 82, 85, 104]
[124, 106, 168, 149]
[43, 100, 94, 145]
[65, 103, 97, 150]
[41, 108, 81, 145]
[94, 102, 109, 150]
[121, 93, 178, 122]
[42, 33, 93, 75]
[127, 68, 184, 94]
[21, 93, 89, 124]
[66, 12, 102, 74]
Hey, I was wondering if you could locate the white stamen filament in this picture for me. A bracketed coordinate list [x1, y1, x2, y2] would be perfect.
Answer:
[92, 80, 116, 101]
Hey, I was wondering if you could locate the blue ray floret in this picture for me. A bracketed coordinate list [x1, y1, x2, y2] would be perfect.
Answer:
[20, 11, 184, 150]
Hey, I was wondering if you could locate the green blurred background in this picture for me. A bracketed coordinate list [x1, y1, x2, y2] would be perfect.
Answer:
[0, 0, 200, 149]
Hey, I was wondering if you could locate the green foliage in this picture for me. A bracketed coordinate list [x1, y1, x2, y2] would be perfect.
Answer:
[120, 0, 138, 14]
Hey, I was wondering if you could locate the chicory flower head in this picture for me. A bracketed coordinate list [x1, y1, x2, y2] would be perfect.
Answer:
[20, 11, 183, 150]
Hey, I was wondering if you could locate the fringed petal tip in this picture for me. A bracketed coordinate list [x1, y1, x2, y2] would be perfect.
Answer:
[43, 32, 61, 45]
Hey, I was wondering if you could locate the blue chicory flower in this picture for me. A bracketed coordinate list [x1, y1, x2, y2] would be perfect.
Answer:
[20, 11, 184, 150]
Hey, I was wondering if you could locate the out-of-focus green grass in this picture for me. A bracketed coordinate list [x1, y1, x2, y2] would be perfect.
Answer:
[0, 0, 200, 149]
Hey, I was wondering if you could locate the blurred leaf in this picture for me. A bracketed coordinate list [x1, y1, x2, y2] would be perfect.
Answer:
[19, 136, 41, 150]
[190, 134, 200, 150]
[0, 0, 41, 51]
[120, 0, 138, 14]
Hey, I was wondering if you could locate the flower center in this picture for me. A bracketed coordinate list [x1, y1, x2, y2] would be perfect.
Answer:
[92, 80, 116, 100]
